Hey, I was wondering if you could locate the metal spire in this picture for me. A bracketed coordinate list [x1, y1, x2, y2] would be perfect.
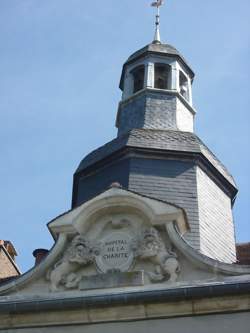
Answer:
[151, 1, 164, 44]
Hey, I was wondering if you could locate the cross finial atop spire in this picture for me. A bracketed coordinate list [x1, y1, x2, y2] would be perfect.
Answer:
[151, 0, 164, 44]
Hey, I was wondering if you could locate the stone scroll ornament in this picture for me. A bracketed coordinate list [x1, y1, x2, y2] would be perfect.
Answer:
[134, 227, 180, 282]
[47, 235, 100, 292]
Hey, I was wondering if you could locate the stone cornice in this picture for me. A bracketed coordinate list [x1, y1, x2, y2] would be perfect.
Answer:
[0, 282, 249, 330]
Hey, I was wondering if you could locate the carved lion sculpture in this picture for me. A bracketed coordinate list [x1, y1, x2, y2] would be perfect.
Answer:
[135, 227, 180, 283]
[47, 235, 98, 291]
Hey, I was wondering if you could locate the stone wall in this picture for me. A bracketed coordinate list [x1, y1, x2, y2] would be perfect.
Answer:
[0, 248, 18, 279]
[3, 312, 250, 333]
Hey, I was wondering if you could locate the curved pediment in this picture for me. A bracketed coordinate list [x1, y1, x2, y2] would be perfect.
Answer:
[49, 187, 189, 238]
[0, 187, 249, 297]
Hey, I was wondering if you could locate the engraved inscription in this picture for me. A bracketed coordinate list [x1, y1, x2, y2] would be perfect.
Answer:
[95, 232, 134, 273]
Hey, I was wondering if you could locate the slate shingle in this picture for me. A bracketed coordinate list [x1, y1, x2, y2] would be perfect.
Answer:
[75, 128, 236, 188]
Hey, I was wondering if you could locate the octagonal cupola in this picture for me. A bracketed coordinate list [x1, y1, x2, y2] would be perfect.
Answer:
[116, 42, 196, 137]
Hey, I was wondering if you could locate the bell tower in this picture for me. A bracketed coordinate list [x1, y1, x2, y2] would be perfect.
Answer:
[117, 43, 195, 136]
[72, 2, 238, 264]
[117, 0, 195, 136]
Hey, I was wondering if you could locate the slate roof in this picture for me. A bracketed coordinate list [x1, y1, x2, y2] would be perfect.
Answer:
[128, 43, 179, 58]
[75, 128, 236, 188]
[120, 43, 194, 90]
[127, 43, 190, 68]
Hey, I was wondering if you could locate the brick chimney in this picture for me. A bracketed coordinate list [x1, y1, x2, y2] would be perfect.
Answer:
[33, 249, 49, 266]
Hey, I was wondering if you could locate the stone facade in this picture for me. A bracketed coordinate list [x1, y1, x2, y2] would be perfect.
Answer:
[0, 241, 20, 281]
[0, 188, 250, 332]
[0, 249, 18, 280]
[2, 312, 250, 333]
[1, 17, 249, 332]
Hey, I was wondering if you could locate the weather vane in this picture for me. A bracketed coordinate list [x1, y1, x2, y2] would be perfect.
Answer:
[151, 0, 164, 44]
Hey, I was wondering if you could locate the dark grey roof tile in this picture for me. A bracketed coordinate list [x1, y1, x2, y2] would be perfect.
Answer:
[75, 129, 236, 188]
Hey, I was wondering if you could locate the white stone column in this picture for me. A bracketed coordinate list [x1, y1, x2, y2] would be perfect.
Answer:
[145, 62, 154, 88]
[171, 61, 178, 90]
[188, 77, 193, 106]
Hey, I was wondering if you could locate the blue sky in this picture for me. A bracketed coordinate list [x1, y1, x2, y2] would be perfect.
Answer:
[0, 0, 249, 273]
